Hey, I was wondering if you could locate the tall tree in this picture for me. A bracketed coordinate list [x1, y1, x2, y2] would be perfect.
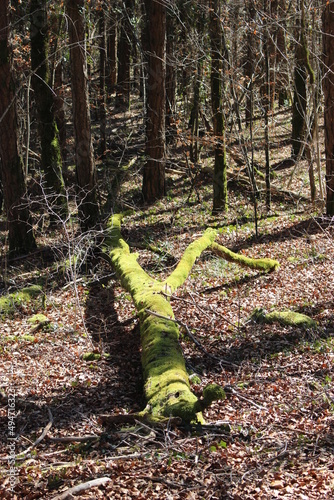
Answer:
[115, 0, 132, 109]
[322, 0, 334, 215]
[142, 0, 166, 203]
[0, 0, 36, 254]
[291, 0, 313, 158]
[99, 3, 107, 154]
[30, 0, 68, 220]
[210, 0, 228, 214]
[66, 0, 99, 227]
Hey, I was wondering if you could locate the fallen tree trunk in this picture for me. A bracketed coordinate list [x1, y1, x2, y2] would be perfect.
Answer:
[104, 214, 279, 424]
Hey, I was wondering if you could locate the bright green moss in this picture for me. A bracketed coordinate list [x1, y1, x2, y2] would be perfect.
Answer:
[264, 310, 317, 328]
[0, 286, 43, 317]
[82, 352, 101, 361]
[165, 229, 217, 291]
[251, 308, 317, 328]
[27, 314, 49, 324]
[211, 242, 279, 272]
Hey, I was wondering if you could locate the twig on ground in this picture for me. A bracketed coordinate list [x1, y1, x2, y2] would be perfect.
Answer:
[224, 385, 266, 410]
[48, 435, 99, 443]
[51, 477, 111, 500]
[1, 408, 53, 461]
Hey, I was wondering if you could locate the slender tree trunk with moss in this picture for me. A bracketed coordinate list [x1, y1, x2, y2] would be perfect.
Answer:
[0, 0, 36, 254]
[30, 0, 68, 220]
[210, 0, 228, 215]
[322, 1, 334, 215]
[66, 0, 99, 228]
[104, 214, 279, 424]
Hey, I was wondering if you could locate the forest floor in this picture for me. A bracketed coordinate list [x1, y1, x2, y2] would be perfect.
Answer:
[1, 105, 334, 499]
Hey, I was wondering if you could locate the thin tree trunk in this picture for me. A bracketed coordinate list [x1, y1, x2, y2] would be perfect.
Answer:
[142, 0, 166, 203]
[322, 1, 334, 215]
[66, 0, 99, 228]
[99, 5, 107, 154]
[30, 0, 68, 220]
[210, 0, 228, 214]
[165, 10, 177, 143]
[0, 0, 36, 254]
[116, 0, 132, 109]
[54, 61, 67, 166]
[107, 10, 117, 95]
[264, 0, 271, 211]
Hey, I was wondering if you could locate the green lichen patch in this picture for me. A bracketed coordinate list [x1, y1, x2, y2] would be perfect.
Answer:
[0, 285, 44, 317]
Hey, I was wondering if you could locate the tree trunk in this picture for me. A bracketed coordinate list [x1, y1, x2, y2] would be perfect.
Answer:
[291, 0, 313, 159]
[99, 6, 107, 154]
[115, 0, 132, 109]
[30, 0, 68, 220]
[54, 61, 67, 166]
[104, 214, 279, 423]
[0, 0, 36, 254]
[165, 10, 177, 143]
[66, 0, 99, 228]
[142, 0, 166, 203]
[322, 1, 334, 216]
[210, 0, 228, 214]
[107, 10, 117, 95]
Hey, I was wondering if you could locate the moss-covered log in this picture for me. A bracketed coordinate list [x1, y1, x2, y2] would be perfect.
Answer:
[251, 308, 317, 329]
[104, 215, 279, 423]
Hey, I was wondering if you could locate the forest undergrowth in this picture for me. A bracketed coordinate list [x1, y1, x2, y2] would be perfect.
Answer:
[1, 106, 334, 499]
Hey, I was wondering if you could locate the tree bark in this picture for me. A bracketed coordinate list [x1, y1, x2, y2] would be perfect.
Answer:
[30, 0, 68, 220]
[115, 0, 132, 109]
[210, 0, 228, 214]
[99, 5, 107, 154]
[104, 214, 279, 423]
[0, 0, 36, 254]
[142, 0, 166, 203]
[66, 0, 99, 228]
[291, 0, 313, 158]
[322, 1, 334, 215]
